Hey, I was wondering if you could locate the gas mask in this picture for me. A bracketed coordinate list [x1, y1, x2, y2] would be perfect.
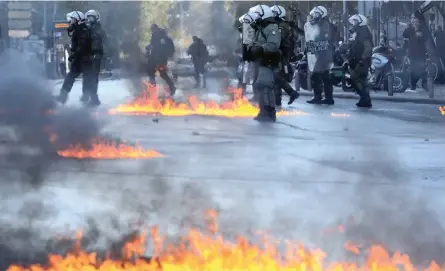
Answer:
[87, 16, 97, 25]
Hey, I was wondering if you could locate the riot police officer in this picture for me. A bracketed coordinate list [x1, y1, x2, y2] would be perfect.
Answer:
[56, 11, 92, 105]
[347, 14, 373, 108]
[270, 5, 299, 106]
[85, 9, 106, 107]
[304, 6, 335, 105]
[238, 13, 259, 101]
[247, 5, 281, 122]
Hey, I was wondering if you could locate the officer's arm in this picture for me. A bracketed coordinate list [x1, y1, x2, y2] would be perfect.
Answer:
[91, 28, 104, 57]
[362, 39, 373, 59]
[262, 24, 281, 53]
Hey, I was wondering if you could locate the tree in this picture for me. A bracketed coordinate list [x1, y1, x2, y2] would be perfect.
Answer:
[139, 1, 174, 48]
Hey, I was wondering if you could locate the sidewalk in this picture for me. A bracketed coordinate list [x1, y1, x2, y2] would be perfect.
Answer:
[297, 85, 445, 105]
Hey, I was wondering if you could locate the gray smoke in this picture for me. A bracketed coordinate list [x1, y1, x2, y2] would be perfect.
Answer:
[0, 51, 103, 187]
[183, 2, 238, 56]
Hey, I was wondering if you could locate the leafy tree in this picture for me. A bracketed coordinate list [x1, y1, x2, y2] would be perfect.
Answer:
[139, 1, 174, 48]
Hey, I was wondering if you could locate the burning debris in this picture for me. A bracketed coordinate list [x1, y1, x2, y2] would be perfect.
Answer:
[109, 81, 307, 117]
[331, 113, 351, 117]
[439, 106, 445, 115]
[6, 210, 445, 271]
[55, 138, 163, 159]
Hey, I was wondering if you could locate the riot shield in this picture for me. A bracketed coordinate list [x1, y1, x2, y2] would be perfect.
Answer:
[304, 22, 320, 73]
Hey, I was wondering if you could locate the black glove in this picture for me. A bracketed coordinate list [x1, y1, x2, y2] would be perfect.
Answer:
[68, 54, 74, 62]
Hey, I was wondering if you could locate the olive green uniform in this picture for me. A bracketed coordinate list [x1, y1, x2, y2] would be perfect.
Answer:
[251, 22, 281, 121]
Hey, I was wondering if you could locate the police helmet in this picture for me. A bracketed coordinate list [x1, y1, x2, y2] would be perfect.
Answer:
[85, 9, 101, 23]
[309, 6, 328, 22]
[249, 5, 274, 20]
[239, 13, 257, 24]
[348, 14, 367, 26]
[66, 11, 85, 23]
[271, 5, 286, 18]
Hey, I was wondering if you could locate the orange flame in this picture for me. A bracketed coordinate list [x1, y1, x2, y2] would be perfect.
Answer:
[439, 106, 445, 116]
[6, 210, 445, 271]
[56, 138, 164, 159]
[331, 113, 351, 117]
[109, 81, 307, 117]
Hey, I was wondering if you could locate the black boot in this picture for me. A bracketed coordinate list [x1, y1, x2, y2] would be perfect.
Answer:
[86, 93, 101, 107]
[55, 89, 69, 104]
[80, 93, 90, 103]
[253, 107, 267, 121]
[266, 106, 277, 122]
[288, 91, 300, 105]
[356, 99, 372, 108]
[307, 96, 323, 104]
[321, 98, 335, 105]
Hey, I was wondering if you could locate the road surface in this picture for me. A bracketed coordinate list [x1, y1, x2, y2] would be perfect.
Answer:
[3, 78, 445, 263]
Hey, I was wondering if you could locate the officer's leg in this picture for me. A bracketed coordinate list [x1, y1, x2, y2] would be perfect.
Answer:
[307, 72, 323, 104]
[275, 71, 296, 106]
[321, 70, 334, 105]
[56, 64, 81, 104]
[254, 66, 276, 122]
[353, 67, 372, 108]
[274, 71, 283, 106]
[159, 68, 176, 96]
[249, 63, 260, 103]
[87, 59, 101, 106]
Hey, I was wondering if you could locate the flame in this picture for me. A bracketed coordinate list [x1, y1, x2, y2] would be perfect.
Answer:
[109, 81, 307, 117]
[6, 210, 445, 271]
[56, 138, 164, 159]
[331, 113, 351, 117]
[439, 106, 445, 116]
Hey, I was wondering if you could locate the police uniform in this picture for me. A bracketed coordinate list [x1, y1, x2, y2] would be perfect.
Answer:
[348, 25, 373, 107]
[250, 21, 281, 122]
[56, 22, 92, 105]
[275, 20, 299, 106]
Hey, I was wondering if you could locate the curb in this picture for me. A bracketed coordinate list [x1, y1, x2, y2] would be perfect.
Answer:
[298, 91, 445, 105]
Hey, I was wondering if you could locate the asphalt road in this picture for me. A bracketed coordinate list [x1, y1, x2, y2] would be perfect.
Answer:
[3, 78, 445, 263]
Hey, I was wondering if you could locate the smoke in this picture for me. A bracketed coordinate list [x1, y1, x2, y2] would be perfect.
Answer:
[183, 2, 238, 56]
[338, 135, 445, 265]
[0, 51, 103, 187]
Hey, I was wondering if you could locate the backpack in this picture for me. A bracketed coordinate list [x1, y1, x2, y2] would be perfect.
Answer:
[164, 36, 175, 58]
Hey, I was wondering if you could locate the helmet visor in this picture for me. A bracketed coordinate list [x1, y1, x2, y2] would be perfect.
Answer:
[309, 7, 324, 22]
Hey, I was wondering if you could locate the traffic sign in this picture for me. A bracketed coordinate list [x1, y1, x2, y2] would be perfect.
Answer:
[8, 29, 30, 38]
[8, 10, 32, 19]
[7, 2, 32, 10]
[8, 19, 32, 29]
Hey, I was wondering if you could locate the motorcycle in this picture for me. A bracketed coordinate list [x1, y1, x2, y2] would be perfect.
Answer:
[368, 44, 409, 93]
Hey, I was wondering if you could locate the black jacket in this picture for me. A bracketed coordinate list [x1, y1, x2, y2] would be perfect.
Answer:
[348, 25, 373, 63]
[89, 22, 106, 57]
[70, 22, 92, 62]
[187, 38, 209, 61]
[404, 24, 436, 59]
